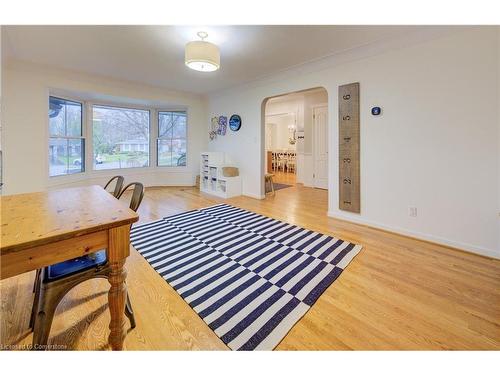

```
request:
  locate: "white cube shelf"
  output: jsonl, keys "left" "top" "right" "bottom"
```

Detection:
{"left": 200, "top": 152, "right": 241, "bottom": 199}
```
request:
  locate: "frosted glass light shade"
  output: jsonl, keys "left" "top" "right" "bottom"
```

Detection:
{"left": 185, "top": 41, "right": 220, "bottom": 72}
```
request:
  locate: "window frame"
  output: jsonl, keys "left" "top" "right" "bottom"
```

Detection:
{"left": 48, "top": 95, "right": 85, "bottom": 178}
{"left": 156, "top": 110, "right": 188, "bottom": 168}
{"left": 90, "top": 102, "right": 152, "bottom": 172}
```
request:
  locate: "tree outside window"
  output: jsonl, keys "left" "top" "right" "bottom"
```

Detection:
{"left": 158, "top": 111, "right": 187, "bottom": 167}
{"left": 92, "top": 105, "right": 150, "bottom": 170}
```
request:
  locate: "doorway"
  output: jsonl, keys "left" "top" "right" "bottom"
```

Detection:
{"left": 265, "top": 112, "right": 297, "bottom": 185}
{"left": 262, "top": 87, "right": 329, "bottom": 194}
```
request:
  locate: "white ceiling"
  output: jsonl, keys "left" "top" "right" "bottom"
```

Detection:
{"left": 3, "top": 25, "right": 428, "bottom": 95}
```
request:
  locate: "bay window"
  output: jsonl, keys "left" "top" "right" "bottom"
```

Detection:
{"left": 48, "top": 96, "right": 187, "bottom": 177}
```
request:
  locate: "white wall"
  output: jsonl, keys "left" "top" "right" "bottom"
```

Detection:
{"left": 266, "top": 115, "right": 296, "bottom": 151}
{"left": 0, "top": 27, "right": 3, "bottom": 191}
{"left": 1, "top": 60, "right": 207, "bottom": 195}
{"left": 208, "top": 27, "right": 500, "bottom": 258}
{"left": 497, "top": 27, "right": 500, "bottom": 255}
{"left": 265, "top": 123, "right": 277, "bottom": 150}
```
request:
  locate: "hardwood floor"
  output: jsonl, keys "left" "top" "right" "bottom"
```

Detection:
{"left": 272, "top": 170, "right": 297, "bottom": 185}
{"left": 1, "top": 185, "right": 499, "bottom": 350}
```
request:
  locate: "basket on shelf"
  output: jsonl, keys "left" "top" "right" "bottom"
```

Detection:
{"left": 222, "top": 167, "right": 239, "bottom": 177}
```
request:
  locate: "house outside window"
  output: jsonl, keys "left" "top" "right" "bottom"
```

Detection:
{"left": 92, "top": 105, "right": 150, "bottom": 170}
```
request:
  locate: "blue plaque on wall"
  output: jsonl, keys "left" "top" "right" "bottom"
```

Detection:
{"left": 229, "top": 114, "right": 242, "bottom": 131}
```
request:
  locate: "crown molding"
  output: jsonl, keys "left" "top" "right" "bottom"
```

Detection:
{"left": 207, "top": 26, "right": 472, "bottom": 99}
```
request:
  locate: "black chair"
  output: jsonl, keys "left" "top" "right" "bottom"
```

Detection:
{"left": 117, "top": 182, "right": 144, "bottom": 211}
{"left": 104, "top": 176, "right": 125, "bottom": 198}
{"left": 29, "top": 175, "right": 125, "bottom": 294}
{"left": 30, "top": 182, "right": 145, "bottom": 348}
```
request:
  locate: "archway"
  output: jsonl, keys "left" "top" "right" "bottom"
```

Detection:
{"left": 260, "top": 87, "right": 329, "bottom": 199}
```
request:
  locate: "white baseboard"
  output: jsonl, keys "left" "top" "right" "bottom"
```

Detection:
{"left": 327, "top": 211, "right": 499, "bottom": 260}
{"left": 148, "top": 183, "right": 195, "bottom": 187}
{"left": 243, "top": 192, "right": 266, "bottom": 200}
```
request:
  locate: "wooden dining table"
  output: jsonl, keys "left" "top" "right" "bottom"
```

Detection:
{"left": 0, "top": 185, "right": 139, "bottom": 350}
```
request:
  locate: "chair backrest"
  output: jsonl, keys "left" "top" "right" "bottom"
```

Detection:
{"left": 104, "top": 176, "right": 124, "bottom": 198}
{"left": 117, "top": 182, "right": 145, "bottom": 212}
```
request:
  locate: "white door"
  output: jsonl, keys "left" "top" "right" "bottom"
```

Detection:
{"left": 313, "top": 106, "right": 328, "bottom": 189}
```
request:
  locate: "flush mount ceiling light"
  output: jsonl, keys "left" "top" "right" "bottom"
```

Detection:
{"left": 185, "top": 31, "right": 220, "bottom": 72}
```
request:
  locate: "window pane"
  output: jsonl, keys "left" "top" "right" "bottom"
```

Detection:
{"left": 158, "top": 111, "right": 187, "bottom": 167}
{"left": 173, "top": 115, "right": 187, "bottom": 139}
{"left": 49, "top": 138, "right": 67, "bottom": 176}
{"left": 49, "top": 96, "right": 82, "bottom": 137}
{"left": 158, "top": 111, "right": 173, "bottom": 138}
{"left": 157, "top": 139, "right": 173, "bottom": 167}
{"left": 172, "top": 139, "right": 187, "bottom": 166}
{"left": 49, "top": 97, "right": 66, "bottom": 136}
{"left": 68, "top": 139, "right": 85, "bottom": 174}
{"left": 93, "top": 105, "right": 150, "bottom": 170}
{"left": 48, "top": 97, "right": 84, "bottom": 177}
{"left": 66, "top": 101, "right": 83, "bottom": 137}
{"left": 49, "top": 138, "right": 84, "bottom": 176}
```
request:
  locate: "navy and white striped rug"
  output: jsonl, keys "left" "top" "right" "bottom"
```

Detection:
{"left": 130, "top": 204, "right": 362, "bottom": 350}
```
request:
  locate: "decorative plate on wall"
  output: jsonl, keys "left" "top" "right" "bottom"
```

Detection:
{"left": 229, "top": 114, "right": 242, "bottom": 131}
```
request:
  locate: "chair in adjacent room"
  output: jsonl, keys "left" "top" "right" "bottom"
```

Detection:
{"left": 276, "top": 151, "right": 287, "bottom": 172}
{"left": 265, "top": 173, "right": 275, "bottom": 195}
{"left": 271, "top": 151, "right": 278, "bottom": 171}
{"left": 30, "top": 182, "right": 145, "bottom": 348}
{"left": 287, "top": 152, "right": 296, "bottom": 173}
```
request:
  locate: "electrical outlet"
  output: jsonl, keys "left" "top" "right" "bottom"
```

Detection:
{"left": 408, "top": 207, "right": 417, "bottom": 217}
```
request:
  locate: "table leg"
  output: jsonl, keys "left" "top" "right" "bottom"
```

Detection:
{"left": 107, "top": 225, "right": 131, "bottom": 350}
